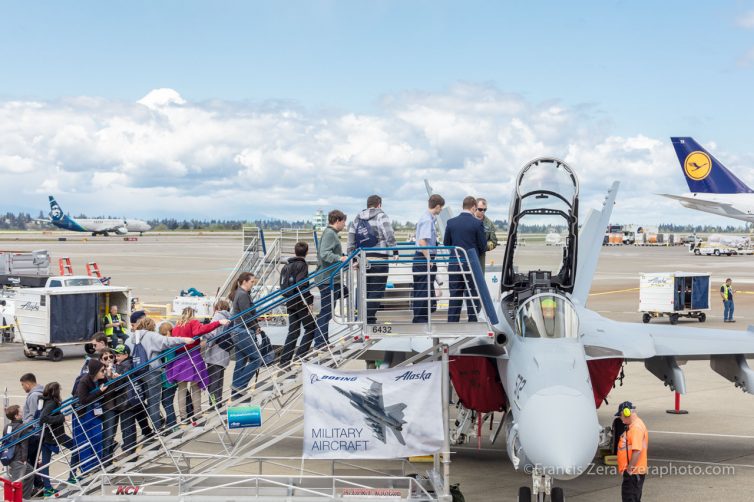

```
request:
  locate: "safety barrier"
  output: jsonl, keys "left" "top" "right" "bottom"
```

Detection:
{"left": 331, "top": 245, "right": 498, "bottom": 337}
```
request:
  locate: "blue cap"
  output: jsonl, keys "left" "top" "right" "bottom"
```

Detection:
{"left": 129, "top": 310, "right": 146, "bottom": 324}
{"left": 615, "top": 401, "right": 636, "bottom": 417}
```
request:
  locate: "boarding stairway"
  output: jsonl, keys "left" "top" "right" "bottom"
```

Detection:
{"left": 1, "top": 245, "right": 497, "bottom": 501}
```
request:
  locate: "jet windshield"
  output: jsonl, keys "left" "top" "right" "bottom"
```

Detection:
{"left": 516, "top": 294, "right": 579, "bottom": 339}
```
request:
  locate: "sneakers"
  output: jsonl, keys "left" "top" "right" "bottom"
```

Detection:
{"left": 43, "top": 487, "right": 59, "bottom": 498}
{"left": 65, "top": 475, "right": 78, "bottom": 485}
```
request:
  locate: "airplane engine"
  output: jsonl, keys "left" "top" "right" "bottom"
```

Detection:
{"left": 115, "top": 226, "right": 128, "bottom": 235}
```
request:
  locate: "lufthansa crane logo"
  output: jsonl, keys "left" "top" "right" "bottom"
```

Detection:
{"left": 684, "top": 151, "right": 712, "bottom": 181}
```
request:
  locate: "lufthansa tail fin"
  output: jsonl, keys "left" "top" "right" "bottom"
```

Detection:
{"left": 48, "top": 196, "right": 65, "bottom": 221}
{"left": 671, "top": 137, "right": 752, "bottom": 194}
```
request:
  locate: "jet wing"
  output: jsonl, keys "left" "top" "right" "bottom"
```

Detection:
{"left": 580, "top": 308, "right": 754, "bottom": 360}
{"left": 658, "top": 194, "right": 746, "bottom": 217}
{"left": 366, "top": 379, "right": 385, "bottom": 410}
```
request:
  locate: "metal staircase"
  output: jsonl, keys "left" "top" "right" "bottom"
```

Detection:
{"left": 1, "top": 245, "right": 498, "bottom": 501}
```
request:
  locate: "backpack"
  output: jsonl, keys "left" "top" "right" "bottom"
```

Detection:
{"left": 280, "top": 260, "right": 308, "bottom": 298}
{"left": 211, "top": 324, "right": 235, "bottom": 352}
{"left": 130, "top": 331, "right": 150, "bottom": 377}
{"left": 257, "top": 330, "right": 275, "bottom": 365}
{"left": 0, "top": 425, "right": 15, "bottom": 466}
{"left": 279, "top": 262, "right": 299, "bottom": 297}
{"left": 354, "top": 217, "right": 379, "bottom": 249}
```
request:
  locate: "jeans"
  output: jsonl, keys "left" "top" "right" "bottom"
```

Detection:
{"left": 411, "top": 254, "right": 437, "bottom": 323}
{"left": 723, "top": 300, "right": 734, "bottom": 321}
{"left": 365, "top": 260, "right": 389, "bottom": 324}
{"left": 140, "top": 370, "right": 164, "bottom": 431}
{"left": 119, "top": 408, "right": 137, "bottom": 453}
{"left": 231, "top": 326, "right": 262, "bottom": 398}
{"left": 206, "top": 364, "right": 225, "bottom": 406}
{"left": 161, "top": 384, "right": 177, "bottom": 428}
{"left": 280, "top": 299, "right": 316, "bottom": 366}
{"left": 315, "top": 284, "right": 346, "bottom": 347}
{"left": 448, "top": 261, "right": 479, "bottom": 323}
{"left": 72, "top": 410, "right": 102, "bottom": 473}
{"left": 101, "top": 410, "right": 118, "bottom": 463}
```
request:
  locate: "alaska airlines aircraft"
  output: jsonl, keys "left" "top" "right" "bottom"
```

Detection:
{"left": 660, "top": 137, "right": 754, "bottom": 223}
{"left": 45, "top": 196, "right": 152, "bottom": 236}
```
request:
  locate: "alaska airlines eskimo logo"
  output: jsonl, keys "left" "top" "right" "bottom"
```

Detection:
{"left": 50, "top": 204, "right": 62, "bottom": 220}
{"left": 684, "top": 151, "right": 712, "bottom": 181}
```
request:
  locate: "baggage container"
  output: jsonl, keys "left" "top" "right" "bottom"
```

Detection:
{"left": 639, "top": 272, "right": 710, "bottom": 324}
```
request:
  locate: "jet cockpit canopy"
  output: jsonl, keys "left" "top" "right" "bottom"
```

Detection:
{"left": 515, "top": 294, "right": 579, "bottom": 339}
{"left": 501, "top": 158, "right": 579, "bottom": 293}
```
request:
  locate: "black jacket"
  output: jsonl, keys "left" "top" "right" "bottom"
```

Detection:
{"left": 284, "top": 256, "right": 313, "bottom": 305}
{"left": 38, "top": 398, "right": 66, "bottom": 445}
{"left": 74, "top": 375, "right": 104, "bottom": 416}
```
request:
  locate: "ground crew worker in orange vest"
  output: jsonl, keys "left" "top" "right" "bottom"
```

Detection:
{"left": 616, "top": 400, "right": 648, "bottom": 502}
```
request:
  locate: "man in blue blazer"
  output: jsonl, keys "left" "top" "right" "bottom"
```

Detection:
{"left": 443, "top": 196, "right": 487, "bottom": 322}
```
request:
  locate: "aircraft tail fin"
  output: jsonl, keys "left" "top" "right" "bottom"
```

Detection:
{"left": 48, "top": 196, "right": 65, "bottom": 221}
{"left": 670, "top": 137, "right": 752, "bottom": 194}
{"left": 572, "top": 182, "right": 620, "bottom": 306}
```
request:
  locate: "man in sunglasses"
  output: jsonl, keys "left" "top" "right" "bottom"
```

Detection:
{"left": 474, "top": 198, "right": 498, "bottom": 273}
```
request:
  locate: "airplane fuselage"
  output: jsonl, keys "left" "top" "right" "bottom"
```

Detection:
{"left": 498, "top": 330, "right": 600, "bottom": 480}
{"left": 346, "top": 392, "right": 403, "bottom": 430}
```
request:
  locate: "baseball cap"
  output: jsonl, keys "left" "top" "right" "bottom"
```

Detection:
{"left": 114, "top": 344, "right": 130, "bottom": 355}
{"left": 130, "top": 310, "right": 146, "bottom": 324}
{"left": 615, "top": 401, "right": 636, "bottom": 416}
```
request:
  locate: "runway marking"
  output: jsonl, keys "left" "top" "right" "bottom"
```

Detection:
{"left": 589, "top": 287, "right": 640, "bottom": 297}
{"left": 651, "top": 430, "right": 754, "bottom": 440}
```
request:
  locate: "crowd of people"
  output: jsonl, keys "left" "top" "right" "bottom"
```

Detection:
{"left": 0, "top": 193, "right": 498, "bottom": 497}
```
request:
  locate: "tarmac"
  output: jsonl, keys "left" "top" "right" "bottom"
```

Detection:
{"left": 1, "top": 231, "right": 754, "bottom": 500}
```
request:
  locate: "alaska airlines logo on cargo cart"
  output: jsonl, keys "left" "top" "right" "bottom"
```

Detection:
{"left": 684, "top": 151, "right": 712, "bottom": 181}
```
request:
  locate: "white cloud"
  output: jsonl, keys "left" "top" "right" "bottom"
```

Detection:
{"left": 0, "top": 85, "right": 746, "bottom": 225}
{"left": 737, "top": 9, "right": 754, "bottom": 29}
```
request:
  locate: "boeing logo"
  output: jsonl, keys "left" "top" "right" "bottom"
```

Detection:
{"left": 394, "top": 370, "right": 433, "bottom": 382}
{"left": 310, "top": 374, "right": 358, "bottom": 384}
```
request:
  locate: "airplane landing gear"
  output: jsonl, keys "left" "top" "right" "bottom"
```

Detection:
{"left": 519, "top": 468, "right": 564, "bottom": 501}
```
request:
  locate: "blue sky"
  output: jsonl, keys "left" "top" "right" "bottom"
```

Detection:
{"left": 1, "top": 1, "right": 754, "bottom": 223}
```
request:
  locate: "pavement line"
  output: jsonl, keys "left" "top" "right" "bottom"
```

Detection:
{"left": 651, "top": 430, "right": 754, "bottom": 440}
{"left": 589, "top": 287, "right": 640, "bottom": 297}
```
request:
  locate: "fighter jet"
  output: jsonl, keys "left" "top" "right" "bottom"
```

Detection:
{"left": 331, "top": 380, "right": 407, "bottom": 445}
{"left": 476, "top": 158, "right": 754, "bottom": 501}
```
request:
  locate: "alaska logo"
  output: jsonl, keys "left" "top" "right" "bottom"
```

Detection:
{"left": 50, "top": 203, "right": 63, "bottom": 220}
{"left": 684, "top": 151, "right": 712, "bottom": 181}
{"left": 394, "top": 369, "right": 432, "bottom": 381}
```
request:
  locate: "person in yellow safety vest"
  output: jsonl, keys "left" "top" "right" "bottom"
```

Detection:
{"left": 720, "top": 277, "right": 735, "bottom": 323}
{"left": 103, "top": 305, "right": 128, "bottom": 347}
{"left": 616, "top": 401, "right": 648, "bottom": 502}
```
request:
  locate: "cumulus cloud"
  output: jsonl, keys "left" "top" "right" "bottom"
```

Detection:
{"left": 0, "top": 84, "right": 741, "bottom": 224}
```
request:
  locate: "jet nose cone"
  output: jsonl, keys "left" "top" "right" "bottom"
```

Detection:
{"left": 517, "top": 386, "right": 599, "bottom": 479}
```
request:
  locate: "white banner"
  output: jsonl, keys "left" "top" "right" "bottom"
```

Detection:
{"left": 303, "top": 361, "right": 444, "bottom": 459}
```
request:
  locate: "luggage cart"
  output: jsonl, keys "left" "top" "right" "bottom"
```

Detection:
{"left": 639, "top": 272, "right": 711, "bottom": 325}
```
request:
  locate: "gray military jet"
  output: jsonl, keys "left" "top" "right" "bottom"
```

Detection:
{"left": 332, "top": 380, "right": 407, "bottom": 445}
{"left": 481, "top": 158, "right": 754, "bottom": 501}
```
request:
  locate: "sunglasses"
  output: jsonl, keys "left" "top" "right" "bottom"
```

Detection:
{"left": 101, "top": 355, "right": 113, "bottom": 360}
{"left": 476, "top": 207, "right": 487, "bottom": 212}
